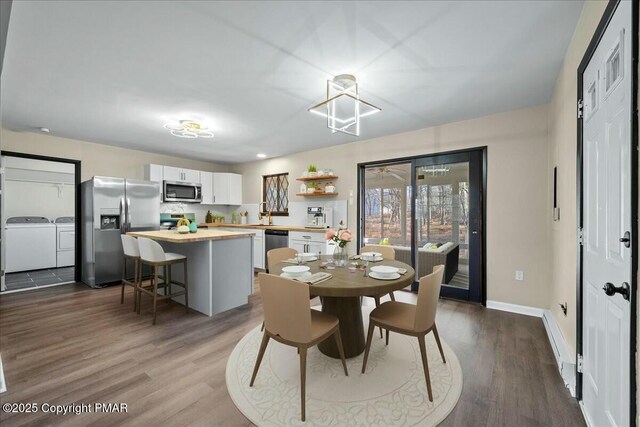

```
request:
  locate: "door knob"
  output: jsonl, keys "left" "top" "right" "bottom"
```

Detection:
{"left": 602, "top": 282, "right": 630, "bottom": 301}
{"left": 472, "top": 231, "right": 478, "bottom": 235}
{"left": 619, "top": 231, "right": 631, "bottom": 248}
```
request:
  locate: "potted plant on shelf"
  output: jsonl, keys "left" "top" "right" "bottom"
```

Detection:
{"left": 326, "top": 227, "right": 352, "bottom": 267}
{"left": 306, "top": 183, "right": 315, "bottom": 194}
{"left": 307, "top": 164, "right": 318, "bottom": 178}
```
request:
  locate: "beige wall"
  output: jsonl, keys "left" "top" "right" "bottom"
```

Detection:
{"left": 0, "top": 128, "right": 231, "bottom": 181}
{"left": 233, "top": 104, "right": 551, "bottom": 308}
{"left": 547, "top": 0, "right": 607, "bottom": 358}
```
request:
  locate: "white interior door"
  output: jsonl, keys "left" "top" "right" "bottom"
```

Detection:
{"left": 581, "top": 2, "right": 632, "bottom": 426}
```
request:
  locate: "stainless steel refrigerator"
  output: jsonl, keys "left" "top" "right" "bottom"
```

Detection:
{"left": 81, "top": 177, "right": 159, "bottom": 288}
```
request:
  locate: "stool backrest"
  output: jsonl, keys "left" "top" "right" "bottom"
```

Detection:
{"left": 121, "top": 235, "right": 140, "bottom": 257}
{"left": 137, "top": 237, "right": 166, "bottom": 262}
{"left": 414, "top": 265, "right": 445, "bottom": 332}
{"left": 258, "top": 273, "right": 312, "bottom": 342}
{"left": 361, "top": 245, "right": 395, "bottom": 260}
{"left": 267, "top": 247, "right": 298, "bottom": 271}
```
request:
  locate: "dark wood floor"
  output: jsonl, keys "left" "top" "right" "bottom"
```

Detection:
{"left": 0, "top": 280, "right": 585, "bottom": 427}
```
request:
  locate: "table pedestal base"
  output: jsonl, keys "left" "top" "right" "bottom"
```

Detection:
{"left": 317, "top": 296, "right": 365, "bottom": 358}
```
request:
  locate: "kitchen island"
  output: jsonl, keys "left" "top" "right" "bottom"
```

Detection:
{"left": 127, "top": 229, "right": 254, "bottom": 317}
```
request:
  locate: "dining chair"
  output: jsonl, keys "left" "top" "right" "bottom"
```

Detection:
{"left": 120, "top": 235, "right": 141, "bottom": 310}
{"left": 361, "top": 265, "right": 446, "bottom": 402}
{"left": 361, "top": 245, "right": 397, "bottom": 337}
{"left": 267, "top": 247, "right": 298, "bottom": 272}
{"left": 137, "top": 237, "right": 189, "bottom": 325}
{"left": 250, "top": 273, "right": 348, "bottom": 422}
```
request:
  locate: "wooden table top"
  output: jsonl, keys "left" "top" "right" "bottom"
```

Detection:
{"left": 271, "top": 258, "right": 415, "bottom": 297}
{"left": 127, "top": 229, "right": 255, "bottom": 243}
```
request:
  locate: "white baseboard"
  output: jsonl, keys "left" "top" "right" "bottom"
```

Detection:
{"left": 0, "top": 353, "right": 6, "bottom": 394}
{"left": 542, "top": 309, "right": 576, "bottom": 396}
{"left": 486, "top": 300, "right": 544, "bottom": 317}
{"left": 485, "top": 301, "right": 576, "bottom": 397}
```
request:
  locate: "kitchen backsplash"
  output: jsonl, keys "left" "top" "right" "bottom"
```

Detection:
{"left": 161, "top": 199, "right": 348, "bottom": 229}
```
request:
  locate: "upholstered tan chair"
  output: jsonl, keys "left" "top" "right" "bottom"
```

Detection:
{"left": 250, "top": 273, "right": 348, "bottom": 422}
{"left": 267, "top": 247, "right": 298, "bottom": 272}
{"left": 361, "top": 265, "right": 446, "bottom": 402}
{"left": 361, "top": 245, "right": 397, "bottom": 337}
{"left": 120, "top": 235, "right": 141, "bottom": 310}
{"left": 137, "top": 237, "right": 189, "bottom": 325}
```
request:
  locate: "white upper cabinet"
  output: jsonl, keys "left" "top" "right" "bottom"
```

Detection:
{"left": 201, "top": 171, "right": 214, "bottom": 205}
{"left": 144, "top": 164, "right": 164, "bottom": 197}
{"left": 212, "top": 173, "right": 242, "bottom": 205}
{"left": 229, "top": 173, "right": 243, "bottom": 205}
{"left": 163, "top": 166, "right": 200, "bottom": 183}
{"left": 212, "top": 173, "right": 230, "bottom": 205}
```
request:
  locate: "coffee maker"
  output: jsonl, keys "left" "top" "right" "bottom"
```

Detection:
{"left": 306, "top": 206, "right": 333, "bottom": 229}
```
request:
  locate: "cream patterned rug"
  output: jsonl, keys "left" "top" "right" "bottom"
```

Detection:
{"left": 226, "top": 307, "right": 463, "bottom": 426}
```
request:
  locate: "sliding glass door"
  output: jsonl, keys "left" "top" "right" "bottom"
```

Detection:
{"left": 359, "top": 149, "right": 485, "bottom": 302}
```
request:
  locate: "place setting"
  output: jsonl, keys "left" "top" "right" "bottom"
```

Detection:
{"left": 280, "top": 265, "right": 332, "bottom": 285}
{"left": 282, "top": 252, "right": 319, "bottom": 264}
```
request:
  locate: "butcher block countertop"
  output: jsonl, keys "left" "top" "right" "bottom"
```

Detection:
{"left": 128, "top": 229, "right": 255, "bottom": 243}
{"left": 198, "top": 223, "right": 328, "bottom": 233}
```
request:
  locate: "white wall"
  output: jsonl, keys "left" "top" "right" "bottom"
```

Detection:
{"left": 233, "top": 104, "right": 551, "bottom": 309}
{"left": 0, "top": 129, "right": 231, "bottom": 182}
{"left": 3, "top": 156, "right": 75, "bottom": 220}
{"left": 547, "top": 0, "right": 607, "bottom": 359}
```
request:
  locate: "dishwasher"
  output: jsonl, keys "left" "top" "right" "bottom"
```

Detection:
{"left": 264, "top": 229, "right": 289, "bottom": 272}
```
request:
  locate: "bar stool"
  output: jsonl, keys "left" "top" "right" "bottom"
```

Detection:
{"left": 120, "top": 235, "right": 142, "bottom": 311}
{"left": 136, "top": 237, "right": 189, "bottom": 325}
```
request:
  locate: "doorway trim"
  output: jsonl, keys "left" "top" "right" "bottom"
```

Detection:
{"left": 356, "top": 146, "right": 487, "bottom": 306}
{"left": 575, "top": 0, "right": 638, "bottom": 424}
{"left": 1, "top": 151, "right": 82, "bottom": 284}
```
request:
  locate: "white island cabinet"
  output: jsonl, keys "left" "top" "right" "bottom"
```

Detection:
{"left": 128, "top": 229, "right": 254, "bottom": 316}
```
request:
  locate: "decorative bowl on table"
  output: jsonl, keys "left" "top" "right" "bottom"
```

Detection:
{"left": 282, "top": 265, "right": 310, "bottom": 278}
{"left": 370, "top": 265, "right": 399, "bottom": 279}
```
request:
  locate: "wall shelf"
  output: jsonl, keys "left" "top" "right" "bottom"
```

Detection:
{"left": 296, "top": 192, "right": 339, "bottom": 197}
{"left": 296, "top": 175, "right": 338, "bottom": 182}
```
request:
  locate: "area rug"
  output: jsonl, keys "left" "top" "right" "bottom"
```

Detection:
{"left": 226, "top": 307, "right": 463, "bottom": 426}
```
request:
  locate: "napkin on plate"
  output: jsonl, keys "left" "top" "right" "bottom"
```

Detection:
{"left": 294, "top": 272, "right": 332, "bottom": 285}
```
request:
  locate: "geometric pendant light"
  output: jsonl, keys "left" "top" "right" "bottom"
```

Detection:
{"left": 308, "top": 74, "right": 381, "bottom": 136}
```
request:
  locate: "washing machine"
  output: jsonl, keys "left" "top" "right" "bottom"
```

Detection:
{"left": 5, "top": 216, "right": 57, "bottom": 273}
{"left": 55, "top": 216, "right": 75, "bottom": 268}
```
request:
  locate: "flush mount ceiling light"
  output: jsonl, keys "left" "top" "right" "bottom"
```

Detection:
{"left": 164, "top": 119, "right": 214, "bottom": 139}
{"left": 256, "top": 153, "right": 267, "bottom": 158}
{"left": 308, "top": 74, "right": 381, "bottom": 137}
{"left": 421, "top": 165, "right": 451, "bottom": 176}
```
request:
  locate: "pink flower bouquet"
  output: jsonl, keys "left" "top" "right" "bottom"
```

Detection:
{"left": 326, "top": 227, "right": 352, "bottom": 248}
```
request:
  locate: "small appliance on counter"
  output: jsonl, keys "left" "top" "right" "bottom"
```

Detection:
{"left": 306, "top": 206, "right": 333, "bottom": 229}
{"left": 160, "top": 212, "right": 196, "bottom": 230}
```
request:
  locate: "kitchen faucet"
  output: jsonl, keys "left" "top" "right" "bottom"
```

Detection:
{"left": 258, "top": 202, "right": 273, "bottom": 226}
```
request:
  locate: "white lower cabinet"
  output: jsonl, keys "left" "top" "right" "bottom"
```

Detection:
{"left": 288, "top": 231, "right": 334, "bottom": 256}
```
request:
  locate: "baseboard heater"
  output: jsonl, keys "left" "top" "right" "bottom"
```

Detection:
{"left": 542, "top": 310, "right": 576, "bottom": 396}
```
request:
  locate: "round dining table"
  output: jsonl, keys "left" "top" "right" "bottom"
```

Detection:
{"left": 272, "top": 258, "right": 415, "bottom": 359}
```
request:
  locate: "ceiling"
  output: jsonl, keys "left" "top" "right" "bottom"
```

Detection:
{"left": 1, "top": 1, "right": 583, "bottom": 164}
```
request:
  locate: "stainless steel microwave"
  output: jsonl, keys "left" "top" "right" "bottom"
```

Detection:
{"left": 163, "top": 181, "right": 202, "bottom": 203}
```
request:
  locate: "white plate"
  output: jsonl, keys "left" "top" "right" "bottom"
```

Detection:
{"left": 370, "top": 266, "right": 399, "bottom": 277}
{"left": 282, "top": 265, "right": 310, "bottom": 276}
{"left": 368, "top": 271, "right": 401, "bottom": 281}
{"left": 361, "top": 253, "right": 383, "bottom": 262}
{"left": 300, "top": 253, "right": 318, "bottom": 261}
{"left": 281, "top": 271, "right": 313, "bottom": 280}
